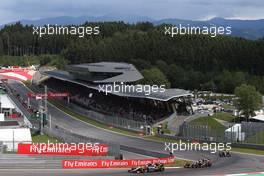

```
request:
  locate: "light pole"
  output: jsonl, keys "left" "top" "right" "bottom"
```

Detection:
{"left": 143, "top": 115, "right": 147, "bottom": 135}
{"left": 44, "top": 85, "right": 48, "bottom": 122}
{"left": 49, "top": 114, "right": 52, "bottom": 129}
{"left": 37, "top": 98, "right": 44, "bottom": 135}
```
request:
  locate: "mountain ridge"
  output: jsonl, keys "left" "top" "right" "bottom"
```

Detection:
{"left": 1, "top": 15, "right": 264, "bottom": 39}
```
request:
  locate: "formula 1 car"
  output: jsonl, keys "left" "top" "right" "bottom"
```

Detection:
{"left": 145, "top": 163, "right": 165, "bottom": 172}
{"left": 128, "top": 166, "right": 146, "bottom": 174}
{"left": 128, "top": 163, "right": 165, "bottom": 173}
{"left": 219, "top": 150, "right": 231, "bottom": 157}
{"left": 184, "top": 159, "right": 212, "bottom": 168}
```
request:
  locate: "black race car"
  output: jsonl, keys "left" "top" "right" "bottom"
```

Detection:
{"left": 184, "top": 159, "right": 212, "bottom": 168}
{"left": 128, "top": 166, "right": 146, "bottom": 174}
{"left": 128, "top": 163, "right": 165, "bottom": 173}
{"left": 219, "top": 150, "right": 231, "bottom": 157}
{"left": 145, "top": 163, "right": 165, "bottom": 172}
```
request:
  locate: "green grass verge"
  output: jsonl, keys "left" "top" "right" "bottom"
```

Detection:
{"left": 222, "top": 104, "right": 235, "bottom": 110}
{"left": 32, "top": 134, "right": 61, "bottom": 143}
{"left": 49, "top": 99, "right": 142, "bottom": 137}
{"left": 162, "top": 122, "right": 171, "bottom": 134}
{"left": 213, "top": 112, "right": 235, "bottom": 122}
{"left": 153, "top": 122, "right": 171, "bottom": 135}
{"left": 143, "top": 135, "right": 180, "bottom": 143}
{"left": 245, "top": 131, "right": 264, "bottom": 144}
{"left": 22, "top": 80, "right": 31, "bottom": 86}
{"left": 190, "top": 116, "right": 226, "bottom": 130}
{"left": 166, "top": 159, "right": 190, "bottom": 167}
{"left": 232, "top": 147, "right": 264, "bottom": 155}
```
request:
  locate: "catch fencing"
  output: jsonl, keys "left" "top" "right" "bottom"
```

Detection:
{"left": 62, "top": 100, "right": 145, "bottom": 132}
{"left": 179, "top": 122, "right": 264, "bottom": 145}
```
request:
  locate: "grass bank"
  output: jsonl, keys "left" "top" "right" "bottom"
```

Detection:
{"left": 32, "top": 134, "right": 61, "bottom": 143}
{"left": 213, "top": 112, "right": 235, "bottom": 122}
{"left": 245, "top": 131, "right": 264, "bottom": 145}
{"left": 190, "top": 116, "right": 226, "bottom": 130}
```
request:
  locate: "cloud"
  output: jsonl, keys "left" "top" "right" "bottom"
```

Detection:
{"left": 190, "top": 0, "right": 264, "bottom": 7}
{"left": 0, "top": 0, "right": 263, "bottom": 24}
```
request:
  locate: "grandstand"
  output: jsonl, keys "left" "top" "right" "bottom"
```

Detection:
{"left": 41, "top": 62, "right": 193, "bottom": 127}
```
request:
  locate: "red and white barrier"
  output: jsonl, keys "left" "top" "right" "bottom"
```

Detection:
{"left": 0, "top": 68, "right": 35, "bottom": 81}
{"left": 62, "top": 157, "right": 175, "bottom": 169}
{"left": 17, "top": 143, "right": 108, "bottom": 156}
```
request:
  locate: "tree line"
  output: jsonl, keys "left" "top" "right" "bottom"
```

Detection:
{"left": 0, "top": 22, "right": 264, "bottom": 94}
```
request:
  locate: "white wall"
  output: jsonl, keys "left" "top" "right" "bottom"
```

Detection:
{"left": 0, "top": 113, "right": 4, "bottom": 121}
{"left": 0, "top": 128, "right": 32, "bottom": 151}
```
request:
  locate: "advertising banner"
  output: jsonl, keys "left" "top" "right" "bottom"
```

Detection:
{"left": 62, "top": 157, "right": 175, "bottom": 169}
{"left": 17, "top": 143, "right": 108, "bottom": 156}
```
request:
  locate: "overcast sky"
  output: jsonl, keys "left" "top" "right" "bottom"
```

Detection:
{"left": 1, "top": 0, "right": 264, "bottom": 24}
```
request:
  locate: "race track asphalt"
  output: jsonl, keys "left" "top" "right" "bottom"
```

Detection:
{"left": 5, "top": 80, "right": 264, "bottom": 176}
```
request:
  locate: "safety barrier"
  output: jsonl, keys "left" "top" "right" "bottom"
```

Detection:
{"left": 62, "top": 157, "right": 175, "bottom": 168}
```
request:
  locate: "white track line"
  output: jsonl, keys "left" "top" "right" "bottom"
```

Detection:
{"left": 165, "top": 167, "right": 182, "bottom": 169}
{"left": 225, "top": 172, "right": 264, "bottom": 176}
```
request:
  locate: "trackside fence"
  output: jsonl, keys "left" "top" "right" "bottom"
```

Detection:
{"left": 179, "top": 122, "right": 264, "bottom": 145}
{"left": 63, "top": 101, "right": 145, "bottom": 132}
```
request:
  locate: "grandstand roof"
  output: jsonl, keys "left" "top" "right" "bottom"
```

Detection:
{"left": 66, "top": 62, "right": 143, "bottom": 83}
{"left": 43, "top": 70, "right": 192, "bottom": 101}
